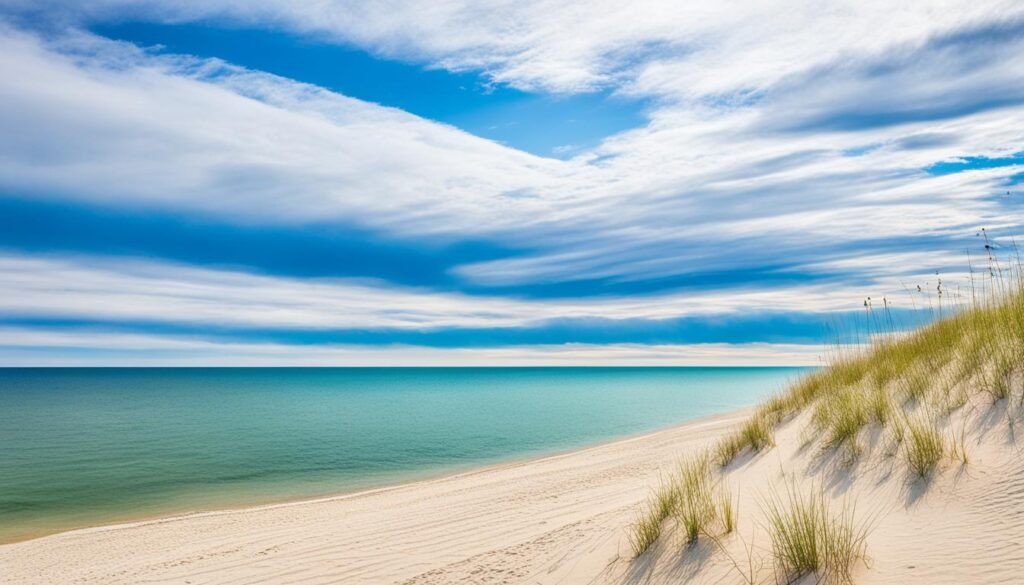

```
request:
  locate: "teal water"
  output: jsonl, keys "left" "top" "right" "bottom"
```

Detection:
{"left": 0, "top": 367, "right": 808, "bottom": 542}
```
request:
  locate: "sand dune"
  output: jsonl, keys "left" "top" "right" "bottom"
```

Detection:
{"left": 611, "top": 400, "right": 1024, "bottom": 585}
{"left": 2, "top": 395, "right": 1023, "bottom": 584}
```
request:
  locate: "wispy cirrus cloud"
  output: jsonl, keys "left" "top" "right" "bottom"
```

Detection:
{"left": 2, "top": 22, "right": 1021, "bottom": 285}
{"left": 0, "top": 250, "right": 960, "bottom": 361}
{"left": 0, "top": 25, "right": 565, "bottom": 232}
{"left": 1, "top": 2, "right": 1023, "bottom": 363}
{"left": 0, "top": 252, "right": 884, "bottom": 331}
{"left": 0, "top": 324, "right": 828, "bottom": 366}
{"left": 13, "top": 0, "right": 1021, "bottom": 96}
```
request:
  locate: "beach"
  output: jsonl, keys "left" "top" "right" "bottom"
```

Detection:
{"left": 0, "top": 367, "right": 804, "bottom": 544}
{"left": 3, "top": 399, "right": 1022, "bottom": 584}
{"left": 0, "top": 410, "right": 744, "bottom": 584}
{"left": 4, "top": 2, "right": 1023, "bottom": 583}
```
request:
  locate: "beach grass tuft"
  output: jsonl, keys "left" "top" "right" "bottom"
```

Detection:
{"left": 740, "top": 413, "right": 776, "bottom": 452}
{"left": 628, "top": 498, "right": 666, "bottom": 557}
{"left": 812, "top": 386, "right": 869, "bottom": 457}
{"left": 629, "top": 450, "right": 739, "bottom": 554}
{"left": 715, "top": 432, "right": 746, "bottom": 468}
{"left": 763, "top": 483, "right": 868, "bottom": 584}
{"left": 628, "top": 477, "right": 680, "bottom": 556}
{"left": 867, "top": 385, "right": 892, "bottom": 426}
{"left": 903, "top": 415, "right": 945, "bottom": 478}
{"left": 717, "top": 486, "right": 737, "bottom": 534}
{"left": 714, "top": 410, "right": 776, "bottom": 468}
{"left": 675, "top": 454, "right": 717, "bottom": 544}
{"left": 949, "top": 424, "right": 970, "bottom": 466}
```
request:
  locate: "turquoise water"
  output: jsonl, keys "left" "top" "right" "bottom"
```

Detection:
{"left": 0, "top": 367, "right": 808, "bottom": 542}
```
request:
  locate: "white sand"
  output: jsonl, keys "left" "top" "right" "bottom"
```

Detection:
{"left": 1, "top": 404, "right": 1022, "bottom": 584}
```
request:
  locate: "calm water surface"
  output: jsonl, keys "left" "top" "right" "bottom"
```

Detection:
{"left": 0, "top": 367, "right": 809, "bottom": 542}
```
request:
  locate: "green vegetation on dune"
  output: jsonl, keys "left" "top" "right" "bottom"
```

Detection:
{"left": 629, "top": 247, "right": 1024, "bottom": 582}
{"left": 715, "top": 281, "right": 1024, "bottom": 472}
{"left": 763, "top": 483, "right": 868, "bottom": 585}
{"left": 628, "top": 453, "right": 736, "bottom": 556}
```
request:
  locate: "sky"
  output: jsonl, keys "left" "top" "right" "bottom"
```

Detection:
{"left": 1, "top": 1, "right": 1023, "bottom": 366}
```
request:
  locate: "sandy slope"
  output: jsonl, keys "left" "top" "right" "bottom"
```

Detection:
{"left": 608, "top": 401, "right": 1024, "bottom": 585}
{"left": 1, "top": 404, "right": 1022, "bottom": 584}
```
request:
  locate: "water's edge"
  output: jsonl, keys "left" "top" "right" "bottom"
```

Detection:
{"left": 0, "top": 367, "right": 810, "bottom": 543}
{"left": 1, "top": 406, "right": 752, "bottom": 546}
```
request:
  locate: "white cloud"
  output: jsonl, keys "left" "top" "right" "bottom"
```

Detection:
{"left": 4, "top": 21, "right": 1021, "bottom": 292}
{"left": 0, "top": 25, "right": 566, "bottom": 235}
{"left": 1, "top": 4, "right": 1023, "bottom": 361}
{"left": 0, "top": 325, "right": 828, "bottom": 366}
{"left": 18, "top": 1, "right": 1023, "bottom": 97}
{"left": 0, "top": 252, "right": 973, "bottom": 332}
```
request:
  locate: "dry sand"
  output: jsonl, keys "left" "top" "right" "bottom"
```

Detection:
{"left": 1, "top": 404, "right": 1022, "bottom": 584}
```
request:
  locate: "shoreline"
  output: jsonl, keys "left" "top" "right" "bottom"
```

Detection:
{"left": 0, "top": 407, "right": 752, "bottom": 548}
{"left": 5, "top": 389, "right": 1022, "bottom": 585}
{"left": 0, "top": 407, "right": 750, "bottom": 584}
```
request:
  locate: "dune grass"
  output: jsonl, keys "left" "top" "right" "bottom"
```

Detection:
{"left": 740, "top": 276, "right": 1024, "bottom": 472}
{"left": 981, "top": 352, "right": 1014, "bottom": 402}
{"left": 717, "top": 486, "right": 737, "bottom": 534}
{"left": 740, "top": 413, "right": 776, "bottom": 451}
{"left": 762, "top": 483, "right": 868, "bottom": 584}
{"left": 715, "top": 432, "right": 746, "bottom": 468}
{"left": 866, "top": 384, "right": 892, "bottom": 425}
{"left": 811, "top": 385, "right": 869, "bottom": 456}
{"left": 903, "top": 416, "right": 945, "bottom": 478}
{"left": 675, "top": 455, "right": 717, "bottom": 544}
{"left": 630, "top": 243, "right": 1024, "bottom": 567}
{"left": 949, "top": 423, "right": 970, "bottom": 466}
{"left": 714, "top": 410, "right": 777, "bottom": 467}
{"left": 629, "top": 452, "right": 737, "bottom": 555}
{"left": 628, "top": 477, "right": 680, "bottom": 556}
{"left": 628, "top": 500, "right": 665, "bottom": 557}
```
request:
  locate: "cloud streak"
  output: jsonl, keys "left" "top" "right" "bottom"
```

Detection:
{"left": 1, "top": 3, "right": 1023, "bottom": 363}
{"left": 0, "top": 324, "right": 828, "bottom": 366}
{"left": 0, "top": 252, "right": 894, "bottom": 331}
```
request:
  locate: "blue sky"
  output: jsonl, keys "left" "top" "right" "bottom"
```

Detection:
{"left": 88, "top": 22, "right": 651, "bottom": 158}
{"left": 1, "top": 1, "right": 1023, "bottom": 365}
